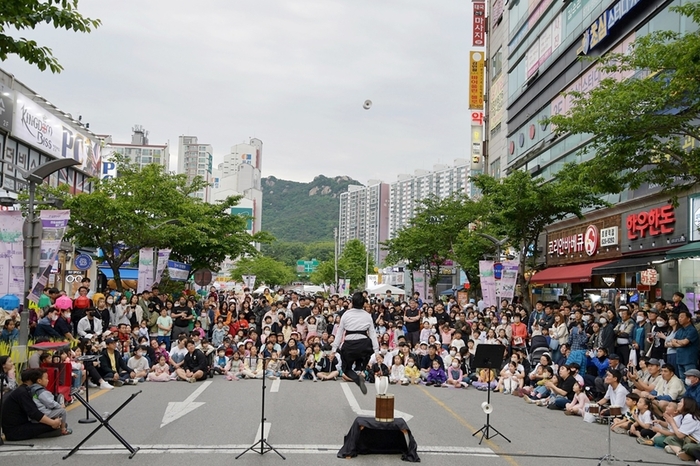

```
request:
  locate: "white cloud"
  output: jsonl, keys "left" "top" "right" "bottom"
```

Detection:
{"left": 2, "top": 0, "right": 472, "bottom": 183}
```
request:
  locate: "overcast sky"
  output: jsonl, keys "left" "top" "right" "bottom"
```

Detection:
{"left": 3, "top": 1, "right": 472, "bottom": 184}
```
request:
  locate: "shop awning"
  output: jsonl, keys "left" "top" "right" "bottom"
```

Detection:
{"left": 97, "top": 267, "right": 139, "bottom": 280}
{"left": 666, "top": 242, "right": 700, "bottom": 260}
{"left": 591, "top": 254, "right": 667, "bottom": 275}
{"left": 531, "top": 260, "right": 617, "bottom": 285}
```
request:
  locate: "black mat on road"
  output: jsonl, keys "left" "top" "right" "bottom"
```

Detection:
{"left": 337, "top": 416, "right": 420, "bottom": 462}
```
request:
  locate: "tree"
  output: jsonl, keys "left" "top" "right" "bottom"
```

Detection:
{"left": 549, "top": 3, "right": 700, "bottom": 197}
{"left": 261, "top": 240, "right": 334, "bottom": 267}
{"left": 230, "top": 256, "right": 296, "bottom": 288}
{"left": 384, "top": 194, "right": 478, "bottom": 300}
{"left": 45, "top": 155, "right": 266, "bottom": 291}
{"left": 0, "top": 0, "right": 100, "bottom": 73}
{"left": 311, "top": 239, "right": 374, "bottom": 291}
{"left": 471, "top": 170, "right": 605, "bottom": 309}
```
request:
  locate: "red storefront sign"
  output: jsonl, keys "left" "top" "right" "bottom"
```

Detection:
{"left": 626, "top": 204, "right": 675, "bottom": 240}
{"left": 473, "top": 2, "right": 486, "bottom": 47}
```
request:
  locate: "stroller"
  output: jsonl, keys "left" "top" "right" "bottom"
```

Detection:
{"left": 529, "top": 335, "right": 550, "bottom": 366}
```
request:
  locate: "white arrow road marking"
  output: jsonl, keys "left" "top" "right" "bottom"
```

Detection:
{"left": 160, "top": 381, "right": 212, "bottom": 428}
{"left": 270, "top": 378, "right": 281, "bottom": 392}
{"left": 340, "top": 382, "right": 413, "bottom": 421}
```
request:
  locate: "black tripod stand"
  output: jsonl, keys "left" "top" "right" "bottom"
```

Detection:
{"left": 77, "top": 355, "right": 98, "bottom": 424}
{"left": 0, "top": 368, "right": 34, "bottom": 448}
{"left": 471, "top": 344, "right": 511, "bottom": 444}
{"left": 236, "top": 357, "right": 285, "bottom": 460}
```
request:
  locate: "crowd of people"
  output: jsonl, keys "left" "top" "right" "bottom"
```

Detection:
{"left": 2, "top": 279, "right": 700, "bottom": 461}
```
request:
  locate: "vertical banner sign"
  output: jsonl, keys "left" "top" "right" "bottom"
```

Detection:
{"left": 138, "top": 248, "right": 154, "bottom": 293}
{"left": 0, "top": 211, "right": 25, "bottom": 300}
{"left": 242, "top": 275, "right": 256, "bottom": 290}
{"left": 155, "top": 249, "right": 171, "bottom": 284}
{"left": 473, "top": 2, "right": 486, "bottom": 46}
{"left": 469, "top": 52, "right": 485, "bottom": 109}
{"left": 479, "top": 260, "right": 497, "bottom": 308}
{"left": 497, "top": 260, "right": 520, "bottom": 304}
{"left": 28, "top": 210, "right": 71, "bottom": 303}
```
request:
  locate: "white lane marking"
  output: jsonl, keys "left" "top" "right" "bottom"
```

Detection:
{"left": 160, "top": 381, "right": 212, "bottom": 428}
{"left": 340, "top": 382, "right": 413, "bottom": 421}
{"left": 270, "top": 378, "right": 281, "bottom": 392}
{"left": 253, "top": 422, "right": 272, "bottom": 443}
{"left": 0, "top": 444, "right": 497, "bottom": 457}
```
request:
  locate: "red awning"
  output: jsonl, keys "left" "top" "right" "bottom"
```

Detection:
{"left": 531, "top": 260, "right": 617, "bottom": 285}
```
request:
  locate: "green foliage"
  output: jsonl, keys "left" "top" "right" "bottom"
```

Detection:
{"left": 384, "top": 194, "right": 479, "bottom": 298}
{"left": 230, "top": 255, "right": 296, "bottom": 287}
{"left": 472, "top": 171, "right": 605, "bottom": 307}
{"left": 41, "top": 154, "right": 265, "bottom": 291}
{"left": 311, "top": 239, "right": 374, "bottom": 291}
{"left": 261, "top": 175, "right": 361, "bottom": 243}
{"left": 0, "top": 0, "right": 100, "bottom": 73}
{"left": 261, "top": 240, "right": 335, "bottom": 267}
{"left": 548, "top": 3, "right": 700, "bottom": 197}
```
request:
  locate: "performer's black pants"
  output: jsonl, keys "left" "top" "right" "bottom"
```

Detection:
{"left": 340, "top": 338, "right": 373, "bottom": 383}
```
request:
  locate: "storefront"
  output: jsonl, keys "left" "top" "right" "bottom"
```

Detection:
{"left": 532, "top": 214, "right": 623, "bottom": 302}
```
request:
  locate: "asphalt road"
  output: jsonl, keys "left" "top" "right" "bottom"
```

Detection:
{"left": 0, "top": 377, "right": 686, "bottom": 466}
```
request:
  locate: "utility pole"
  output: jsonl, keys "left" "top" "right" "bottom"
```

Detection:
{"left": 334, "top": 227, "right": 338, "bottom": 290}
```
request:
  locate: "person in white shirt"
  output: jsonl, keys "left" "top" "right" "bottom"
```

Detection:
{"left": 331, "top": 292, "right": 379, "bottom": 395}
{"left": 662, "top": 396, "right": 700, "bottom": 460}
{"left": 596, "top": 368, "right": 630, "bottom": 415}
{"left": 126, "top": 346, "right": 150, "bottom": 383}
{"left": 76, "top": 309, "right": 103, "bottom": 338}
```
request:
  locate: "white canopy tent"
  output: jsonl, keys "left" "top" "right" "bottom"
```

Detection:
{"left": 366, "top": 284, "right": 407, "bottom": 296}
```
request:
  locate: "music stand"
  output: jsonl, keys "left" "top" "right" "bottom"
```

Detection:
{"left": 471, "top": 344, "right": 510, "bottom": 444}
{"left": 76, "top": 355, "right": 97, "bottom": 424}
{"left": 236, "top": 357, "right": 285, "bottom": 460}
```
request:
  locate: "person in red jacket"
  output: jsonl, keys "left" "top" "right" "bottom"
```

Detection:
{"left": 511, "top": 313, "right": 528, "bottom": 352}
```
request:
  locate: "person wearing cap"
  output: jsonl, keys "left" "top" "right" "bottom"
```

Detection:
{"left": 614, "top": 306, "right": 635, "bottom": 365}
{"left": 631, "top": 358, "right": 662, "bottom": 396}
{"left": 331, "top": 292, "right": 379, "bottom": 395}
{"left": 683, "top": 369, "right": 700, "bottom": 405}
{"left": 98, "top": 338, "right": 134, "bottom": 387}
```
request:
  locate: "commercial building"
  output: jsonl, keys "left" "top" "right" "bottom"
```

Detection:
{"left": 487, "top": 0, "right": 699, "bottom": 308}
{"left": 177, "top": 135, "right": 213, "bottom": 202}
{"left": 100, "top": 125, "right": 169, "bottom": 178}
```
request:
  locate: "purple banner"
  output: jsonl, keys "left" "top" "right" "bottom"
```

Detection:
{"left": 479, "top": 261, "right": 497, "bottom": 308}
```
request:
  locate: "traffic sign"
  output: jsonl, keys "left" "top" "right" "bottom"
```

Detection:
{"left": 74, "top": 253, "right": 93, "bottom": 271}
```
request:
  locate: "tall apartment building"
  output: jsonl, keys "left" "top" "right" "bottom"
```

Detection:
{"left": 177, "top": 135, "right": 213, "bottom": 201}
{"left": 338, "top": 160, "right": 469, "bottom": 264}
{"left": 388, "top": 160, "right": 469, "bottom": 238}
{"left": 101, "top": 126, "right": 169, "bottom": 177}
{"left": 338, "top": 181, "right": 390, "bottom": 265}
{"left": 211, "top": 138, "right": 263, "bottom": 235}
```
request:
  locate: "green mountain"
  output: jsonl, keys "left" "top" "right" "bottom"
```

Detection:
{"left": 261, "top": 175, "right": 362, "bottom": 243}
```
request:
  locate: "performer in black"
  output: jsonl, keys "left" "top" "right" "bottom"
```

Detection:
{"left": 331, "top": 292, "right": 379, "bottom": 394}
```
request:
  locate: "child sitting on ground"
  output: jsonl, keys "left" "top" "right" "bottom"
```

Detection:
{"left": 629, "top": 396, "right": 654, "bottom": 439}
{"left": 404, "top": 357, "right": 421, "bottom": 385}
{"left": 147, "top": 355, "right": 171, "bottom": 382}
{"left": 425, "top": 359, "right": 447, "bottom": 387}
{"left": 565, "top": 380, "right": 589, "bottom": 416}
{"left": 225, "top": 351, "right": 243, "bottom": 381}
{"left": 369, "top": 354, "right": 390, "bottom": 383}
{"left": 211, "top": 348, "right": 227, "bottom": 376}
{"left": 636, "top": 402, "right": 682, "bottom": 447}
{"left": 525, "top": 366, "right": 555, "bottom": 403}
{"left": 472, "top": 367, "right": 498, "bottom": 391}
{"left": 30, "top": 368, "right": 71, "bottom": 435}
{"left": 445, "top": 357, "right": 467, "bottom": 388}
{"left": 266, "top": 351, "right": 282, "bottom": 379}
{"left": 389, "top": 354, "right": 406, "bottom": 385}
{"left": 611, "top": 393, "right": 640, "bottom": 434}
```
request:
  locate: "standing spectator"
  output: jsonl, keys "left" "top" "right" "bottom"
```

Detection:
{"left": 403, "top": 300, "right": 421, "bottom": 349}
{"left": 669, "top": 310, "right": 700, "bottom": 380}
{"left": 672, "top": 292, "right": 690, "bottom": 316}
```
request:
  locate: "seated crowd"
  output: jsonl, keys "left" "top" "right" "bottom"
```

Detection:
{"left": 2, "top": 281, "right": 700, "bottom": 459}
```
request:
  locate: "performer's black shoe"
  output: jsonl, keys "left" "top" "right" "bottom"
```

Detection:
{"left": 357, "top": 373, "right": 367, "bottom": 395}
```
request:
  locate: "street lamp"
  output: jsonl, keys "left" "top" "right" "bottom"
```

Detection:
{"left": 14, "top": 158, "right": 81, "bottom": 357}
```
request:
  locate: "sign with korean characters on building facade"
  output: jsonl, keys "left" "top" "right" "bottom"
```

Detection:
{"left": 469, "top": 52, "right": 485, "bottom": 109}
{"left": 622, "top": 198, "right": 688, "bottom": 251}
{"left": 473, "top": 2, "right": 486, "bottom": 46}
{"left": 581, "top": 0, "right": 643, "bottom": 55}
{"left": 546, "top": 215, "right": 622, "bottom": 266}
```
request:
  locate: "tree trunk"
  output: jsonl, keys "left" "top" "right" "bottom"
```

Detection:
{"left": 517, "top": 253, "right": 532, "bottom": 311}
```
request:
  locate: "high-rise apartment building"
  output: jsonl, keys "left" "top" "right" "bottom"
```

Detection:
{"left": 338, "top": 181, "right": 390, "bottom": 265}
{"left": 178, "top": 135, "right": 213, "bottom": 201}
{"left": 338, "top": 159, "right": 469, "bottom": 265}
{"left": 101, "top": 126, "right": 169, "bottom": 177}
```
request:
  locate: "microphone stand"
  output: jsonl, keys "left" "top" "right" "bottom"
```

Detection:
{"left": 236, "top": 356, "right": 285, "bottom": 460}
{"left": 0, "top": 370, "right": 34, "bottom": 447}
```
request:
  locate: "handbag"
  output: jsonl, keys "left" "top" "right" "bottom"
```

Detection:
{"left": 549, "top": 339, "right": 560, "bottom": 351}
